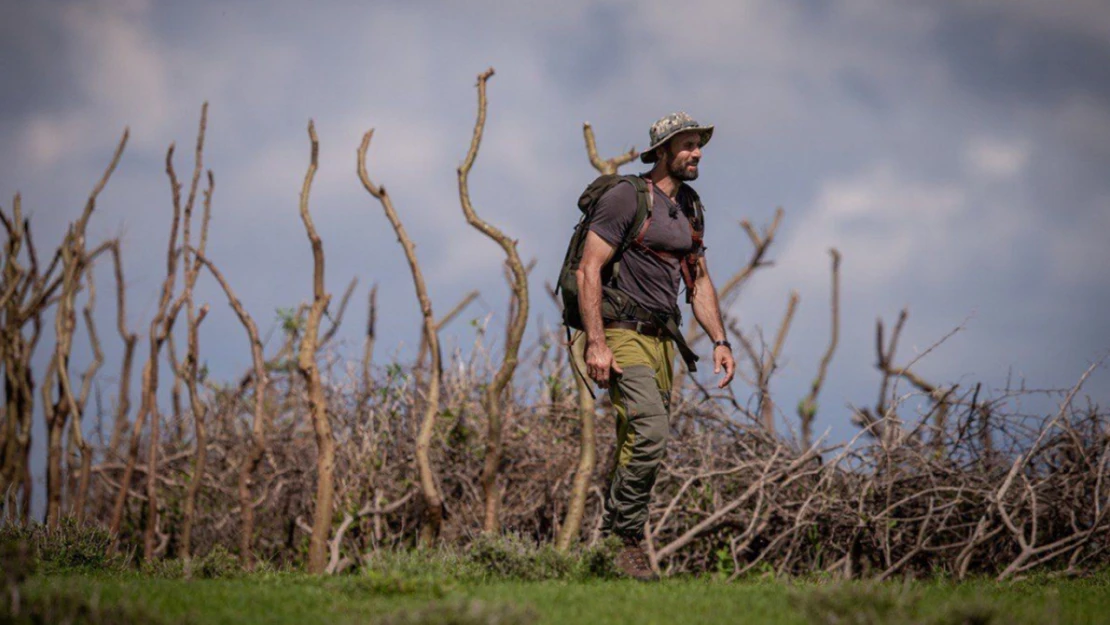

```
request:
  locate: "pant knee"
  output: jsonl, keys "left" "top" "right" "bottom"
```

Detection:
{"left": 632, "top": 418, "right": 667, "bottom": 463}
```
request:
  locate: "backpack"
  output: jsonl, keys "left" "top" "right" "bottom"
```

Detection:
{"left": 555, "top": 174, "right": 705, "bottom": 369}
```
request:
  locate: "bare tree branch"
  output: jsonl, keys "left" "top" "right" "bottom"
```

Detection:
{"left": 296, "top": 120, "right": 335, "bottom": 575}
{"left": 798, "top": 249, "right": 840, "bottom": 448}
{"left": 359, "top": 128, "right": 444, "bottom": 547}
{"left": 582, "top": 123, "right": 638, "bottom": 175}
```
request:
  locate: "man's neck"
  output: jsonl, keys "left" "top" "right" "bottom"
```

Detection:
{"left": 647, "top": 167, "right": 681, "bottom": 199}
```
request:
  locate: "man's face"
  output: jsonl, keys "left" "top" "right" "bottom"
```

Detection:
{"left": 663, "top": 130, "right": 703, "bottom": 181}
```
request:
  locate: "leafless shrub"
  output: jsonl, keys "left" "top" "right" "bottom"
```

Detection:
{"left": 74, "top": 291, "right": 1109, "bottom": 582}
{"left": 457, "top": 68, "right": 531, "bottom": 535}
{"left": 7, "top": 99, "right": 1106, "bottom": 584}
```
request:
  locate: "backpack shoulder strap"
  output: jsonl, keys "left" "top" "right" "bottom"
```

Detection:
{"left": 618, "top": 175, "right": 653, "bottom": 256}
{"left": 677, "top": 184, "right": 705, "bottom": 238}
{"left": 596, "top": 175, "right": 653, "bottom": 289}
{"left": 676, "top": 184, "right": 706, "bottom": 303}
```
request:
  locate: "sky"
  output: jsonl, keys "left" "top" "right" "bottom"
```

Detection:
{"left": 2, "top": 0, "right": 1109, "bottom": 507}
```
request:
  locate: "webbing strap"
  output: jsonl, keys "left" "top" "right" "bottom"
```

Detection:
{"left": 631, "top": 177, "right": 703, "bottom": 303}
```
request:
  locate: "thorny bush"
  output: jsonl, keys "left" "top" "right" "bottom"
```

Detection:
{"left": 73, "top": 323, "right": 1110, "bottom": 581}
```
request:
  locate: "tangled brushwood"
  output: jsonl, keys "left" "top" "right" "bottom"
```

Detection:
{"left": 2, "top": 70, "right": 1107, "bottom": 581}
{"left": 67, "top": 341, "right": 1110, "bottom": 580}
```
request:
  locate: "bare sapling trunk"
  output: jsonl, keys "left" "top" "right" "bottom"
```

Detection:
{"left": 736, "top": 290, "right": 798, "bottom": 434}
{"left": 42, "top": 129, "right": 128, "bottom": 531}
{"left": 105, "top": 241, "right": 138, "bottom": 462}
{"left": 319, "top": 278, "right": 357, "bottom": 350}
{"left": 416, "top": 290, "right": 479, "bottom": 370}
{"left": 358, "top": 129, "right": 444, "bottom": 547}
{"left": 177, "top": 169, "right": 215, "bottom": 560}
{"left": 797, "top": 249, "right": 840, "bottom": 449}
{"left": 110, "top": 107, "right": 207, "bottom": 558}
{"left": 59, "top": 257, "right": 105, "bottom": 524}
{"left": 178, "top": 302, "right": 209, "bottom": 559}
{"left": 43, "top": 241, "right": 79, "bottom": 532}
{"left": 874, "top": 310, "right": 952, "bottom": 449}
{"left": 458, "top": 68, "right": 530, "bottom": 533}
{"left": 193, "top": 249, "right": 269, "bottom": 568}
{"left": 297, "top": 121, "right": 335, "bottom": 573}
{"left": 0, "top": 196, "right": 41, "bottom": 523}
{"left": 874, "top": 309, "right": 908, "bottom": 426}
{"left": 556, "top": 334, "right": 596, "bottom": 551}
{"left": 554, "top": 121, "right": 636, "bottom": 549}
{"left": 361, "top": 285, "right": 378, "bottom": 403}
{"left": 72, "top": 263, "right": 104, "bottom": 523}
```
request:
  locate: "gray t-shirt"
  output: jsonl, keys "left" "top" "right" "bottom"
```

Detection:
{"left": 588, "top": 180, "right": 701, "bottom": 315}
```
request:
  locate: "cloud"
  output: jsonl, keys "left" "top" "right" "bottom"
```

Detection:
{"left": 964, "top": 137, "right": 1031, "bottom": 178}
{"left": 60, "top": 1, "right": 170, "bottom": 131}
{"left": 957, "top": 0, "right": 1110, "bottom": 42}
{"left": 1046, "top": 193, "right": 1110, "bottom": 285}
{"left": 14, "top": 1, "right": 175, "bottom": 169}
{"left": 20, "top": 114, "right": 89, "bottom": 169}
{"left": 775, "top": 164, "right": 971, "bottom": 289}
{"left": 3, "top": 0, "right": 1108, "bottom": 454}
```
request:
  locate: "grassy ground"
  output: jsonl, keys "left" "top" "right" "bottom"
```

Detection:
{"left": 13, "top": 571, "right": 1110, "bottom": 625}
{"left": 5, "top": 525, "right": 1108, "bottom": 624}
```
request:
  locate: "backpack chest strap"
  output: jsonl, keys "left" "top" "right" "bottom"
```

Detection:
{"left": 631, "top": 178, "right": 704, "bottom": 302}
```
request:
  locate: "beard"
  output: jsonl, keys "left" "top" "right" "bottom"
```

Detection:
{"left": 667, "top": 152, "right": 699, "bottom": 181}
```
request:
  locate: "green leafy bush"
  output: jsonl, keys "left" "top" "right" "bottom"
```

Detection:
{"left": 362, "top": 546, "right": 480, "bottom": 581}
{"left": 0, "top": 518, "right": 124, "bottom": 573}
{"left": 358, "top": 535, "right": 622, "bottom": 583}
{"left": 140, "top": 557, "right": 186, "bottom": 579}
{"left": 574, "top": 535, "right": 622, "bottom": 580}
{"left": 138, "top": 544, "right": 244, "bottom": 580}
{"left": 191, "top": 544, "right": 242, "bottom": 579}
{"left": 465, "top": 533, "right": 576, "bottom": 581}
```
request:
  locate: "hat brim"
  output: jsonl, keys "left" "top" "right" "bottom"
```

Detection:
{"left": 640, "top": 126, "right": 714, "bottom": 163}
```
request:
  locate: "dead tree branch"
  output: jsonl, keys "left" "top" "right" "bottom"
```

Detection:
{"left": 42, "top": 127, "right": 128, "bottom": 531}
{"left": 757, "top": 291, "right": 799, "bottom": 433}
{"left": 582, "top": 123, "right": 638, "bottom": 175}
{"left": 798, "top": 249, "right": 840, "bottom": 448}
{"left": 110, "top": 107, "right": 204, "bottom": 559}
{"left": 178, "top": 168, "right": 215, "bottom": 560}
{"left": 297, "top": 120, "right": 335, "bottom": 574}
{"left": 458, "top": 68, "right": 531, "bottom": 533}
{"left": 359, "top": 129, "right": 444, "bottom": 547}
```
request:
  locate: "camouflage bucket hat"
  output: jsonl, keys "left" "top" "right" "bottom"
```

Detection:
{"left": 641, "top": 112, "right": 714, "bottom": 163}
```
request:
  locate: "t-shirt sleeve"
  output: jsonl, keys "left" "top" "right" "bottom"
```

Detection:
{"left": 587, "top": 182, "right": 638, "bottom": 248}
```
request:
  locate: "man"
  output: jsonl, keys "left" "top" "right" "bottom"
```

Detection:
{"left": 575, "top": 112, "right": 736, "bottom": 580}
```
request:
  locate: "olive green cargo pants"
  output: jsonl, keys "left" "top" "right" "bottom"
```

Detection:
{"left": 573, "top": 328, "right": 675, "bottom": 541}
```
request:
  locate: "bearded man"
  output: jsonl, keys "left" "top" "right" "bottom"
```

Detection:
{"left": 575, "top": 112, "right": 736, "bottom": 580}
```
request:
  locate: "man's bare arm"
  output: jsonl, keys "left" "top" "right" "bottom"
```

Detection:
{"left": 691, "top": 257, "right": 735, "bottom": 387}
{"left": 576, "top": 231, "right": 621, "bottom": 388}
{"left": 691, "top": 257, "right": 725, "bottom": 342}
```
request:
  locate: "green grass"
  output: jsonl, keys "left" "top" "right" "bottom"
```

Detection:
{"left": 11, "top": 571, "right": 1110, "bottom": 625}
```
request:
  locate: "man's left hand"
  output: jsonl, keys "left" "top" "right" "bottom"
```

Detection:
{"left": 714, "top": 345, "right": 736, "bottom": 388}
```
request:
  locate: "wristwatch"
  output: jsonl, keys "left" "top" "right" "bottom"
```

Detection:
{"left": 713, "top": 339, "right": 732, "bottom": 350}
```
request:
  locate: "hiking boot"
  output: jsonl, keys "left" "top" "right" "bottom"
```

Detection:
{"left": 614, "top": 540, "right": 658, "bottom": 581}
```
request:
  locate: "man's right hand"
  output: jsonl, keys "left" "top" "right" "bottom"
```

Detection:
{"left": 585, "top": 339, "right": 623, "bottom": 389}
